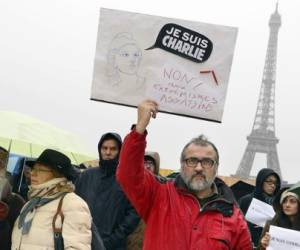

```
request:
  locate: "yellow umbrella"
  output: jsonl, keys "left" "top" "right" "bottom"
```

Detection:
{"left": 0, "top": 111, "right": 96, "bottom": 165}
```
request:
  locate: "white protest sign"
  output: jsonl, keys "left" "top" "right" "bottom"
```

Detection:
{"left": 245, "top": 198, "right": 275, "bottom": 227}
{"left": 267, "top": 225, "right": 300, "bottom": 250}
{"left": 91, "top": 8, "right": 238, "bottom": 122}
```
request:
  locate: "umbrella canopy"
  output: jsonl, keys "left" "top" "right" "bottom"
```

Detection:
{"left": 0, "top": 111, "right": 96, "bottom": 165}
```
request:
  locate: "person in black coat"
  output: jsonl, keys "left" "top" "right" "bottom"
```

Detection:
{"left": 75, "top": 132, "right": 140, "bottom": 250}
{"left": 238, "top": 168, "right": 281, "bottom": 248}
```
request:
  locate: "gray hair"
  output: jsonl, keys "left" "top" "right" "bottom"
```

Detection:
{"left": 180, "top": 135, "right": 219, "bottom": 165}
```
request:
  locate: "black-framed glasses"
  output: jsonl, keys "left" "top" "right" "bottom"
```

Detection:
{"left": 184, "top": 157, "right": 216, "bottom": 169}
{"left": 144, "top": 160, "right": 155, "bottom": 166}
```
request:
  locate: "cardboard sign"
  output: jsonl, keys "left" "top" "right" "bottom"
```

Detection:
{"left": 91, "top": 8, "right": 238, "bottom": 122}
{"left": 267, "top": 226, "right": 300, "bottom": 250}
{"left": 245, "top": 198, "right": 275, "bottom": 227}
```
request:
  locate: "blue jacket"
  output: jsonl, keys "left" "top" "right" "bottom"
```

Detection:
{"left": 75, "top": 162, "right": 140, "bottom": 250}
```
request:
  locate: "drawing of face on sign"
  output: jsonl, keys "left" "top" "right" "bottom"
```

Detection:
{"left": 106, "top": 33, "right": 145, "bottom": 90}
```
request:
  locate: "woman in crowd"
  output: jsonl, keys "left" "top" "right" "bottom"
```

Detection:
{"left": 11, "top": 149, "right": 92, "bottom": 250}
{"left": 259, "top": 187, "right": 300, "bottom": 249}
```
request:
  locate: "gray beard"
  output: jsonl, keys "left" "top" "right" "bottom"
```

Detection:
{"left": 180, "top": 170, "right": 215, "bottom": 192}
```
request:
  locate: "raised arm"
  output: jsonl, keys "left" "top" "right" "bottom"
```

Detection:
{"left": 135, "top": 99, "right": 158, "bottom": 134}
{"left": 117, "top": 100, "right": 161, "bottom": 220}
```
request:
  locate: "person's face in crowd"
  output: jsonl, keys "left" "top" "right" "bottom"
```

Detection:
{"left": 0, "top": 158, "right": 4, "bottom": 169}
{"left": 115, "top": 44, "right": 142, "bottom": 75}
{"left": 30, "top": 163, "right": 55, "bottom": 185}
{"left": 23, "top": 165, "right": 31, "bottom": 184}
{"left": 100, "top": 139, "right": 119, "bottom": 160}
{"left": 180, "top": 143, "right": 217, "bottom": 192}
{"left": 0, "top": 149, "right": 8, "bottom": 170}
{"left": 282, "top": 196, "right": 299, "bottom": 217}
{"left": 263, "top": 175, "right": 278, "bottom": 195}
{"left": 144, "top": 158, "right": 155, "bottom": 174}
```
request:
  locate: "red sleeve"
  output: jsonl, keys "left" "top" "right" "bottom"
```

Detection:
{"left": 232, "top": 207, "right": 253, "bottom": 250}
{"left": 116, "top": 130, "right": 161, "bottom": 221}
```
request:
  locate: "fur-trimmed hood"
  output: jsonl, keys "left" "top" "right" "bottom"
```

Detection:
{"left": 144, "top": 151, "right": 160, "bottom": 175}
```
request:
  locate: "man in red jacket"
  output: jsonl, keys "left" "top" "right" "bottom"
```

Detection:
{"left": 117, "top": 100, "right": 253, "bottom": 250}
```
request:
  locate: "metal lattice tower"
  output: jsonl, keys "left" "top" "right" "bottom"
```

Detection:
{"left": 235, "top": 4, "right": 282, "bottom": 179}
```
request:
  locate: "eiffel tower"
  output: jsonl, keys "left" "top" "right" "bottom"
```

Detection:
{"left": 235, "top": 4, "right": 282, "bottom": 179}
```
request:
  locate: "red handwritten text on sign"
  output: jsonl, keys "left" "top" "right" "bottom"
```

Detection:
{"left": 151, "top": 67, "right": 218, "bottom": 112}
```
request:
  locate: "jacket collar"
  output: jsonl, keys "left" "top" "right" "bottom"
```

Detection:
{"left": 98, "top": 158, "right": 119, "bottom": 177}
{"left": 174, "top": 174, "right": 236, "bottom": 204}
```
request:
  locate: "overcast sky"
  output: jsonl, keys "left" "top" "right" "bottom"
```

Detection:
{"left": 1, "top": 0, "right": 299, "bottom": 183}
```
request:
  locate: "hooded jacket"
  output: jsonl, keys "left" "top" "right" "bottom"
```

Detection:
{"left": 144, "top": 151, "right": 160, "bottom": 175}
{"left": 75, "top": 132, "right": 140, "bottom": 250}
{"left": 127, "top": 151, "right": 161, "bottom": 249}
{"left": 238, "top": 168, "right": 281, "bottom": 247}
{"left": 117, "top": 130, "right": 252, "bottom": 250}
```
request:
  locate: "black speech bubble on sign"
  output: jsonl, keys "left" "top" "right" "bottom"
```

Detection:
{"left": 146, "top": 23, "right": 213, "bottom": 63}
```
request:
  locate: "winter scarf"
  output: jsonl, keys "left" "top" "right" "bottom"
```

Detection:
{"left": 18, "top": 177, "right": 74, "bottom": 234}
{"left": 99, "top": 158, "right": 119, "bottom": 177}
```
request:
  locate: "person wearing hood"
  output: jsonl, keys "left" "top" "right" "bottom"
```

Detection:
{"left": 75, "top": 132, "right": 140, "bottom": 250}
{"left": 238, "top": 168, "right": 281, "bottom": 248}
{"left": 127, "top": 151, "right": 162, "bottom": 250}
{"left": 117, "top": 100, "right": 252, "bottom": 250}
{"left": 143, "top": 151, "right": 160, "bottom": 175}
{"left": 11, "top": 149, "right": 92, "bottom": 250}
{"left": 258, "top": 187, "right": 300, "bottom": 249}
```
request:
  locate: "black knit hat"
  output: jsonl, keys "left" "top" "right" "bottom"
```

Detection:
{"left": 26, "top": 149, "right": 74, "bottom": 181}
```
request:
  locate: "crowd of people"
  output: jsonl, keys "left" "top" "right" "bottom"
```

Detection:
{"left": 1, "top": 100, "right": 300, "bottom": 250}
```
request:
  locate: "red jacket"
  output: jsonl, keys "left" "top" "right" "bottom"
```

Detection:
{"left": 117, "top": 130, "right": 252, "bottom": 250}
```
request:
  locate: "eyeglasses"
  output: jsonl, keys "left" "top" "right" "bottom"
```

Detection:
{"left": 30, "top": 168, "right": 53, "bottom": 174}
{"left": 184, "top": 157, "right": 216, "bottom": 169}
{"left": 144, "top": 161, "right": 155, "bottom": 166}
